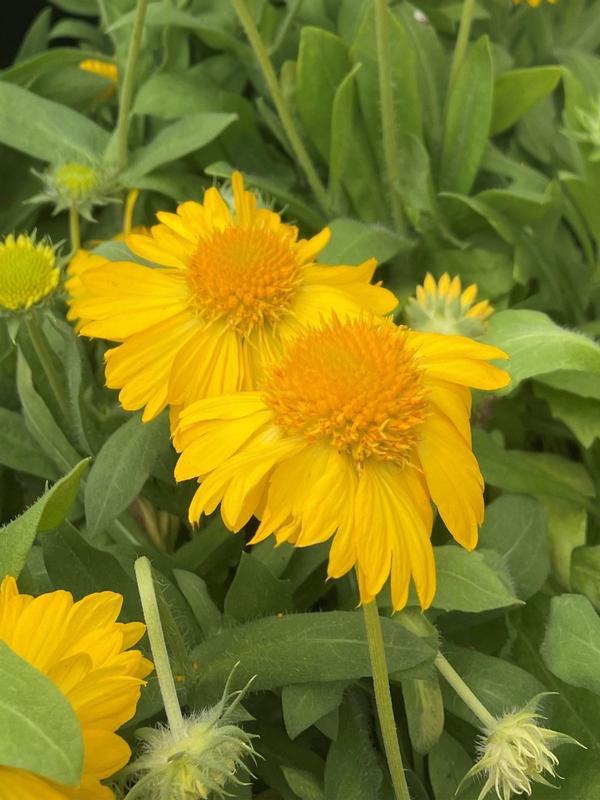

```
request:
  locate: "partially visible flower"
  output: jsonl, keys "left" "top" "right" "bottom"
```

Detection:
{"left": 406, "top": 273, "right": 492, "bottom": 338}
{"left": 173, "top": 316, "right": 509, "bottom": 611}
{"left": 513, "top": 0, "right": 557, "bottom": 6}
{"left": 79, "top": 59, "right": 119, "bottom": 84}
{"left": 65, "top": 250, "right": 109, "bottom": 330}
{"left": 126, "top": 677, "right": 257, "bottom": 799}
{"left": 0, "top": 233, "right": 59, "bottom": 312}
{"left": 463, "top": 694, "right": 581, "bottom": 800}
{"left": 30, "top": 161, "right": 117, "bottom": 220}
{"left": 0, "top": 576, "right": 152, "bottom": 799}
{"left": 68, "top": 172, "right": 398, "bottom": 422}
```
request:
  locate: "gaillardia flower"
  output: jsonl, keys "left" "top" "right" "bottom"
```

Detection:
{"left": 513, "top": 0, "right": 557, "bottom": 6}
{"left": 406, "top": 273, "right": 492, "bottom": 338}
{"left": 0, "top": 576, "right": 152, "bottom": 799}
{"left": 173, "top": 316, "right": 509, "bottom": 610}
{"left": 462, "top": 695, "right": 580, "bottom": 800}
{"left": 67, "top": 173, "right": 397, "bottom": 421}
{"left": 0, "top": 233, "right": 59, "bottom": 312}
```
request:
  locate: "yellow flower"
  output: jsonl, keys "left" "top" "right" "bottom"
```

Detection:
{"left": 0, "top": 576, "right": 152, "bottom": 800}
{"left": 406, "top": 273, "right": 492, "bottom": 338}
{"left": 68, "top": 173, "right": 397, "bottom": 421}
{"left": 173, "top": 316, "right": 509, "bottom": 611}
{"left": 65, "top": 250, "right": 109, "bottom": 331}
{"left": 513, "top": 0, "right": 557, "bottom": 6}
{"left": 79, "top": 60, "right": 119, "bottom": 84}
{"left": 0, "top": 233, "right": 59, "bottom": 312}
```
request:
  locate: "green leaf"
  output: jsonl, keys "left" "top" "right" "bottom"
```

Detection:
{"left": 0, "top": 408, "right": 58, "bottom": 479}
{"left": 42, "top": 522, "right": 142, "bottom": 621}
{"left": 296, "top": 27, "right": 350, "bottom": 163}
{"left": 402, "top": 674, "right": 444, "bottom": 755}
{"left": 478, "top": 494, "right": 550, "bottom": 599}
{"left": 0, "top": 641, "right": 83, "bottom": 784}
{"left": 439, "top": 36, "right": 493, "bottom": 194}
{"left": 571, "top": 547, "right": 600, "bottom": 610}
{"left": 16, "top": 352, "right": 81, "bottom": 473}
{"left": 324, "top": 689, "right": 382, "bottom": 800}
{"left": 542, "top": 594, "right": 600, "bottom": 696}
{"left": 542, "top": 498, "right": 587, "bottom": 591}
{"left": 319, "top": 219, "right": 405, "bottom": 266}
{"left": 440, "top": 647, "right": 545, "bottom": 727}
{"left": 84, "top": 413, "right": 169, "bottom": 536}
{"left": 0, "top": 459, "right": 89, "bottom": 579}
{"left": 491, "top": 66, "right": 562, "bottom": 135}
{"left": 282, "top": 681, "right": 348, "bottom": 740}
{"left": 536, "top": 370, "right": 600, "bottom": 401}
{"left": 224, "top": 552, "right": 294, "bottom": 622}
{"left": 15, "top": 8, "right": 51, "bottom": 62}
{"left": 190, "top": 611, "right": 434, "bottom": 703}
{"left": 534, "top": 383, "right": 600, "bottom": 448}
{"left": 173, "top": 568, "right": 222, "bottom": 637}
{"left": 432, "top": 545, "right": 521, "bottom": 612}
{"left": 0, "top": 48, "right": 101, "bottom": 85}
{"left": 121, "top": 112, "right": 236, "bottom": 182}
{"left": 282, "top": 767, "right": 326, "bottom": 800}
{"left": 429, "top": 733, "right": 479, "bottom": 800}
{"left": 485, "top": 309, "right": 600, "bottom": 391}
{"left": 0, "top": 81, "right": 108, "bottom": 162}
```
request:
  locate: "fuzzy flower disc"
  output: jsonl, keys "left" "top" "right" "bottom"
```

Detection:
{"left": 173, "top": 316, "right": 509, "bottom": 611}
{"left": 0, "top": 234, "right": 59, "bottom": 311}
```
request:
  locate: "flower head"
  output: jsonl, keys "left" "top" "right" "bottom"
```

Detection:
{"left": 173, "top": 316, "right": 509, "bottom": 610}
{"left": 513, "top": 0, "right": 557, "bottom": 6}
{"left": 31, "top": 161, "right": 117, "bottom": 220}
{"left": 0, "top": 233, "right": 59, "bottom": 312}
{"left": 126, "top": 676, "right": 257, "bottom": 799}
{"left": 79, "top": 59, "right": 119, "bottom": 85}
{"left": 0, "top": 576, "right": 152, "bottom": 799}
{"left": 67, "top": 172, "right": 397, "bottom": 421}
{"left": 463, "top": 695, "right": 581, "bottom": 800}
{"left": 406, "top": 273, "right": 492, "bottom": 338}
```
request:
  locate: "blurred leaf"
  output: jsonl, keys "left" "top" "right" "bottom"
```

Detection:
{"left": 433, "top": 545, "right": 522, "bottom": 612}
{"left": 402, "top": 673, "right": 444, "bottom": 755}
{"left": 14, "top": 8, "right": 51, "bottom": 62}
{"left": 534, "top": 383, "right": 600, "bottom": 448}
{"left": 0, "top": 48, "right": 100, "bottom": 85}
{"left": 478, "top": 494, "right": 550, "bottom": 599}
{"left": 0, "top": 459, "right": 89, "bottom": 579}
{"left": 296, "top": 27, "right": 350, "bottom": 163}
{"left": 42, "top": 522, "right": 142, "bottom": 621}
{"left": 0, "top": 641, "right": 83, "bottom": 785}
{"left": 84, "top": 413, "right": 169, "bottom": 536}
{"left": 429, "top": 732, "right": 479, "bottom": 800}
{"left": 319, "top": 218, "right": 406, "bottom": 265}
{"left": 440, "top": 36, "right": 493, "bottom": 194}
{"left": 121, "top": 112, "right": 236, "bottom": 182}
{"left": 541, "top": 498, "right": 587, "bottom": 591}
{"left": 282, "top": 681, "right": 348, "bottom": 740}
{"left": 485, "top": 309, "right": 600, "bottom": 391}
{"left": 324, "top": 689, "right": 382, "bottom": 800}
{"left": 0, "top": 408, "right": 58, "bottom": 479}
{"left": 282, "top": 767, "right": 326, "bottom": 800}
{"left": 571, "top": 546, "right": 600, "bottom": 610}
{"left": 190, "top": 611, "right": 435, "bottom": 703}
{"left": 536, "top": 370, "right": 600, "bottom": 401}
{"left": 0, "top": 82, "right": 108, "bottom": 162}
{"left": 491, "top": 66, "right": 562, "bottom": 135}
{"left": 224, "top": 552, "right": 294, "bottom": 622}
{"left": 542, "top": 594, "right": 600, "bottom": 696}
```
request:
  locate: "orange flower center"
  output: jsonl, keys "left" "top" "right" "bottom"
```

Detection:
{"left": 187, "top": 225, "right": 303, "bottom": 335}
{"left": 264, "top": 319, "right": 428, "bottom": 464}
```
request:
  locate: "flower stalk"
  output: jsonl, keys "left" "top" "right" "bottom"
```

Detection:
{"left": 24, "top": 313, "right": 69, "bottom": 422}
{"left": 134, "top": 556, "right": 185, "bottom": 738}
{"left": 115, "top": 0, "right": 149, "bottom": 172}
{"left": 449, "top": 0, "right": 476, "bottom": 87}
{"left": 362, "top": 597, "right": 411, "bottom": 800}
{"left": 434, "top": 652, "right": 496, "bottom": 728}
{"left": 69, "top": 207, "right": 81, "bottom": 253}
{"left": 230, "top": 0, "right": 331, "bottom": 217}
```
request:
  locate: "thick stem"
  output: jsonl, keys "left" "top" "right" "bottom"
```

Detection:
{"left": 115, "top": 0, "right": 149, "bottom": 172}
{"left": 123, "top": 188, "right": 140, "bottom": 235}
{"left": 362, "top": 598, "right": 411, "bottom": 800}
{"left": 25, "top": 314, "right": 68, "bottom": 421}
{"left": 134, "top": 556, "right": 185, "bottom": 737}
{"left": 449, "top": 0, "right": 476, "bottom": 87}
{"left": 231, "top": 0, "right": 330, "bottom": 216}
{"left": 374, "top": 0, "right": 406, "bottom": 235}
{"left": 434, "top": 652, "right": 496, "bottom": 729}
{"left": 68, "top": 207, "right": 81, "bottom": 253}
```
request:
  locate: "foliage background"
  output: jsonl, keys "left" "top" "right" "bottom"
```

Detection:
{"left": 2, "top": 1, "right": 600, "bottom": 798}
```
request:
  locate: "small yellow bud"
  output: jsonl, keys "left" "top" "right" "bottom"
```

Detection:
{"left": 405, "top": 272, "right": 493, "bottom": 338}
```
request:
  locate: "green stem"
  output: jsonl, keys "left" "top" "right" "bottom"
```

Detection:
{"left": 269, "top": 0, "right": 303, "bottom": 55}
{"left": 69, "top": 207, "right": 81, "bottom": 253}
{"left": 231, "top": 0, "right": 330, "bottom": 216}
{"left": 115, "top": 0, "right": 149, "bottom": 172}
{"left": 434, "top": 653, "right": 496, "bottom": 729}
{"left": 362, "top": 598, "right": 411, "bottom": 800}
{"left": 134, "top": 557, "right": 185, "bottom": 737}
{"left": 374, "top": 0, "right": 406, "bottom": 235}
{"left": 449, "top": 0, "right": 476, "bottom": 87}
{"left": 25, "top": 314, "right": 68, "bottom": 421}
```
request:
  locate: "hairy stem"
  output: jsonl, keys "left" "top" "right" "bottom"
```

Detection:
{"left": 434, "top": 652, "right": 496, "bottom": 729}
{"left": 115, "top": 0, "right": 149, "bottom": 172}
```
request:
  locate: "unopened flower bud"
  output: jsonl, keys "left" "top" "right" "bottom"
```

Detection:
{"left": 406, "top": 272, "right": 493, "bottom": 338}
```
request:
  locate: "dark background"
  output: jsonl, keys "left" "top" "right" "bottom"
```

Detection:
{"left": 1, "top": 1, "right": 64, "bottom": 68}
